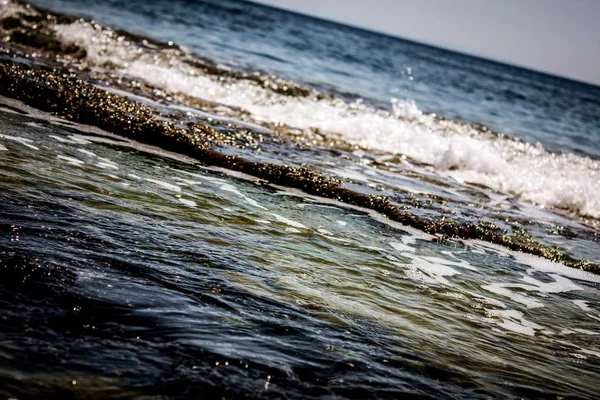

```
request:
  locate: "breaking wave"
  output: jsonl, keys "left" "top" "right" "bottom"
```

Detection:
{"left": 2, "top": 0, "right": 598, "bottom": 218}
{"left": 51, "top": 19, "right": 600, "bottom": 218}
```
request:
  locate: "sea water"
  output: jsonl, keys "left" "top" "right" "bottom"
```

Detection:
{"left": 0, "top": 0, "right": 599, "bottom": 398}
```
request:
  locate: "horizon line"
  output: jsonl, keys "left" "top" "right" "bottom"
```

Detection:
{"left": 245, "top": 0, "right": 600, "bottom": 88}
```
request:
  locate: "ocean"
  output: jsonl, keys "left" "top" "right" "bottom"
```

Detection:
{"left": 0, "top": 0, "right": 599, "bottom": 398}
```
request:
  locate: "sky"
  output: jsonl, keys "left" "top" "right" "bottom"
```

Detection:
{"left": 252, "top": 0, "right": 600, "bottom": 86}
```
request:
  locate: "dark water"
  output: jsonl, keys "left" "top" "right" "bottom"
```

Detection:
{"left": 2, "top": 103, "right": 599, "bottom": 399}
{"left": 1, "top": 0, "right": 600, "bottom": 398}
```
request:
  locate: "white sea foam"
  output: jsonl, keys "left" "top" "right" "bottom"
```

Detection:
{"left": 69, "top": 135, "right": 92, "bottom": 145}
{"left": 573, "top": 300, "right": 592, "bottom": 312}
{"left": 389, "top": 241, "right": 414, "bottom": 254}
{"left": 57, "top": 155, "right": 85, "bottom": 165}
{"left": 220, "top": 183, "right": 268, "bottom": 210}
{"left": 482, "top": 283, "right": 544, "bottom": 309}
{"left": 77, "top": 148, "right": 97, "bottom": 157}
{"left": 54, "top": 21, "right": 142, "bottom": 66}
{"left": 0, "top": 134, "right": 39, "bottom": 150}
{"left": 484, "top": 309, "right": 543, "bottom": 337}
{"left": 469, "top": 240, "right": 600, "bottom": 284}
{"left": 0, "top": 0, "right": 35, "bottom": 19}
{"left": 473, "top": 240, "right": 598, "bottom": 309}
{"left": 49, "top": 135, "right": 73, "bottom": 143}
{"left": 390, "top": 254, "right": 460, "bottom": 286}
{"left": 96, "top": 161, "right": 119, "bottom": 170}
{"left": 588, "top": 314, "right": 600, "bottom": 323}
{"left": 145, "top": 178, "right": 181, "bottom": 192}
{"left": 53, "top": 20, "right": 600, "bottom": 218}
{"left": 49, "top": 134, "right": 91, "bottom": 145}
{"left": 178, "top": 198, "right": 197, "bottom": 207}
{"left": 270, "top": 213, "right": 306, "bottom": 229}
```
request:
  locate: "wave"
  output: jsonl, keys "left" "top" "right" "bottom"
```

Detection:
{"left": 48, "top": 18, "right": 600, "bottom": 218}
{"left": 1, "top": 0, "right": 599, "bottom": 219}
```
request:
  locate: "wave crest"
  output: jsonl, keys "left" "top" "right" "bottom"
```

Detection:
{"left": 3, "top": 0, "right": 599, "bottom": 218}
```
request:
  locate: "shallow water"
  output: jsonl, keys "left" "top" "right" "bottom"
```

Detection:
{"left": 1, "top": 0, "right": 599, "bottom": 398}
{"left": 2, "top": 96, "right": 600, "bottom": 399}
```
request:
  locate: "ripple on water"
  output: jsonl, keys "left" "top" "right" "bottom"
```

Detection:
{"left": 1, "top": 87, "right": 599, "bottom": 398}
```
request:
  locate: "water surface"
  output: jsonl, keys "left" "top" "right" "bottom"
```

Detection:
{"left": 0, "top": 0, "right": 599, "bottom": 398}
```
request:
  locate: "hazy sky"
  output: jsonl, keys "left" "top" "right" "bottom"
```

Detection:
{"left": 253, "top": 0, "right": 600, "bottom": 85}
